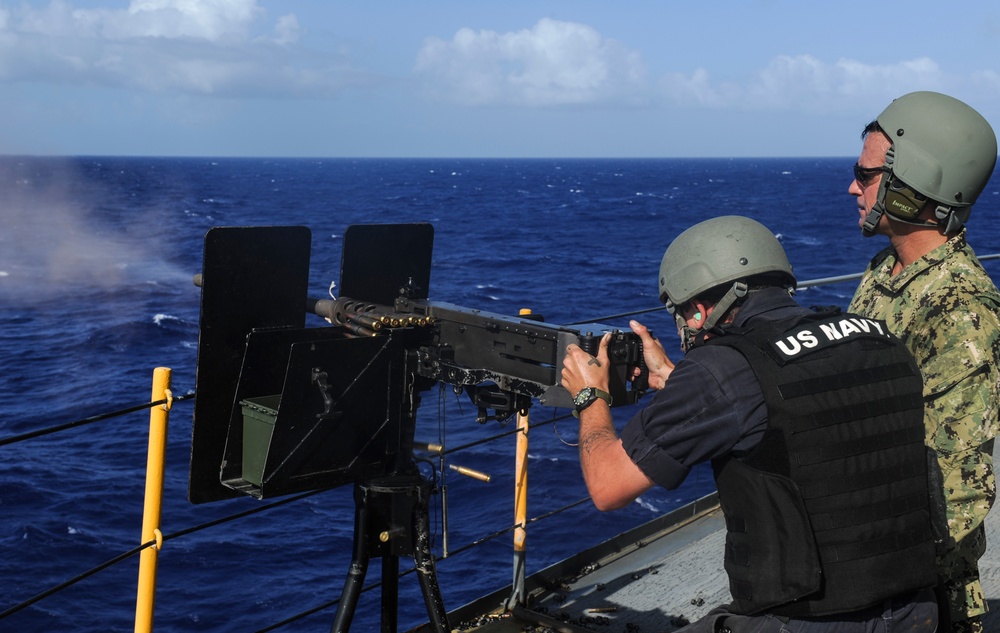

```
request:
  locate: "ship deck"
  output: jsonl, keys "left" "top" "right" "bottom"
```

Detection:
{"left": 436, "top": 444, "right": 1000, "bottom": 633}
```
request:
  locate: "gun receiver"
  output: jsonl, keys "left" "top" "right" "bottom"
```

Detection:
{"left": 311, "top": 295, "right": 647, "bottom": 422}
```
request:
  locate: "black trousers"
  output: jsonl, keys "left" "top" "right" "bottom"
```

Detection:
{"left": 676, "top": 589, "right": 937, "bottom": 633}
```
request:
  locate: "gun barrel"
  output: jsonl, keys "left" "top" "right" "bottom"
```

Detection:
{"left": 309, "top": 297, "right": 338, "bottom": 320}
{"left": 310, "top": 297, "right": 379, "bottom": 323}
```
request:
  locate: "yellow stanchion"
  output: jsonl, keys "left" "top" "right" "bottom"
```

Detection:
{"left": 135, "top": 367, "right": 172, "bottom": 633}
{"left": 513, "top": 407, "right": 529, "bottom": 548}
{"left": 507, "top": 308, "right": 532, "bottom": 609}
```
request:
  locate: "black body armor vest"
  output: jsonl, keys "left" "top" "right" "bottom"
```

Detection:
{"left": 704, "top": 311, "right": 936, "bottom": 617}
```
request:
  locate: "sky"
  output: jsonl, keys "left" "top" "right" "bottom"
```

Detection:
{"left": 0, "top": 0, "right": 998, "bottom": 158}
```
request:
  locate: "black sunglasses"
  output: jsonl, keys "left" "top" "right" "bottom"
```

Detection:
{"left": 853, "top": 163, "right": 886, "bottom": 187}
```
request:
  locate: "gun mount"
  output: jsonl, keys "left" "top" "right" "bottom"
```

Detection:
{"left": 189, "top": 223, "right": 647, "bottom": 505}
{"left": 187, "top": 223, "right": 647, "bottom": 631}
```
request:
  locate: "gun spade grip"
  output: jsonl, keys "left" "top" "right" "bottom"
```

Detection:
{"left": 633, "top": 347, "right": 649, "bottom": 392}
{"left": 578, "top": 332, "right": 599, "bottom": 356}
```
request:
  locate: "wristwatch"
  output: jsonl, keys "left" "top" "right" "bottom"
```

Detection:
{"left": 572, "top": 386, "right": 613, "bottom": 417}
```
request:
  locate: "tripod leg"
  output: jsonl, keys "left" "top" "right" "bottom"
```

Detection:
{"left": 380, "top": 554, "right": 399, "bottom": 633}
{"left": 413, "top": 486, "right": 449, "bottom": 632}
{"left": 331, "top": 485, "right": 371, "bottom": 633}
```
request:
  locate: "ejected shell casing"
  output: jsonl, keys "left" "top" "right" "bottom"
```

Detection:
{"left": 449, "top": 464, "right": 491, "bottom": 482}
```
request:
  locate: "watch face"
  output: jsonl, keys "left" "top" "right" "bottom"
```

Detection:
{"left": 573, "top": 387, "right": 594, "bottom": 407}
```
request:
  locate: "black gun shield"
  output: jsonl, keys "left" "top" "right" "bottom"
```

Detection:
{"left": 189, "top": 226, "right": 311, "bottom": 504}
{"left": 339, "top": 223, "right": 434, "bottom": 304}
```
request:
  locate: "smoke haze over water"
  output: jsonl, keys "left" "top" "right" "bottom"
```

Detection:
{"left": 0, "top": 157, "right": 191, "bottom": 304}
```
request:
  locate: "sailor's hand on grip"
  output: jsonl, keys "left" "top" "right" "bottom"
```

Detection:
{"left": 629, "top": 320, "right": 673, "bottom": 390}
{"left": 561, "top": 332, "right": 612, "bottom": 398}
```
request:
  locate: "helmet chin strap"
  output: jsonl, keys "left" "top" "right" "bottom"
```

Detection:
{"left": 674, "top": 281, "right": 749, "bottom": 352}
{"left": 861, "top": 147, "right": 894, "bottom": 238}
{"left": 702, "top": 281, "right": 748, "bottom": 331}
{"left": 861, "top": 203, "right": 885, "bottom": 237}
{"left": 673, "top": 312, "right": 698, "bottom": 352}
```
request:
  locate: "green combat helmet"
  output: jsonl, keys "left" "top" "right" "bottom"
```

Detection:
{"left": 659, "top": 215, "right": 796, "bottom": 349}
{"left": 865, "top": 91, "right": 998, "bottom": 236}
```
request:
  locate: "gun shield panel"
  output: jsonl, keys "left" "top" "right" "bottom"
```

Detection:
{"left": 190, "top": 226, "right": 312, "bottom": 503}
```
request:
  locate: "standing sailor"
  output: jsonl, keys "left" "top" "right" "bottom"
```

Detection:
{"left": 562, "top": 215, "right": 938, "bottom": 632}
{"left": 847, "top": 90, "right": 1000, "bottom": 633}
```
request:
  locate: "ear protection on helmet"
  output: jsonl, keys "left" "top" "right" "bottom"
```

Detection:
{"left": 862, "top": 145, "right": 941, "bottom": 235}
{"left": 881, "top": 176, "right": 928, "bottom": 222}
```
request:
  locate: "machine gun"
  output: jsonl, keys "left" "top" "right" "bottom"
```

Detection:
{"left": 187, "top": 223, "right": 648, "bottom": 631}
{"left": 310, "top": 292, "right": 645, "bottom": 423}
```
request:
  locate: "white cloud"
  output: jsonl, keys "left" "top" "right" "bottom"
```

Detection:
{"left": 11, "top": 0, "right": 263, "bottom": 42}
{"left": 659, "top": 55, "right": 965, "bottom": 116}
{"left": 273, "top": 13, "right": 300, "bottom": 46}
{"left": 414, "top": 18, "right": 648, "bottom": 107}
{"left": 0, "top": 0, "right": 356, "bottom": 97}
{"left": 123, "top": 0, "right": 264, "bottom": 42}
{"left": 659, "top": 68, "right": 741, "bottom": 110}
{"left": 413, "top": 23, "right": 998, "bottom": 121}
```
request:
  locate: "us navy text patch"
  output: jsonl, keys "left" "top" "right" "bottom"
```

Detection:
{"left": 770, "top": 316, "right": 890, "bottom": 359}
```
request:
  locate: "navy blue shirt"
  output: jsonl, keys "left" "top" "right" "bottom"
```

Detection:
{"left": 619, "top": 288, "right": 809, "bottom": 491}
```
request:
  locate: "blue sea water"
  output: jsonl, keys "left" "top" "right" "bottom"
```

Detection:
{"left": 1, "top": 156, "right": 999, "bottom": 632}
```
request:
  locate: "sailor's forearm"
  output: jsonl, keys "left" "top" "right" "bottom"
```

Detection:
{"left": 578, "top": 403, "right": 653, "bottom": 511}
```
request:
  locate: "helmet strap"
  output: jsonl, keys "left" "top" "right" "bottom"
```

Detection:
{"left": 702, "top": 281, "right": 748, "bottom": 332}
{"left": 674, "top": 313, "right": 698, "bottom": 352}
{"left": 861, "top": 205, "right": 885, "bottom": 237}
{"left": 940, "top": 205, "right": 970, "bottom": 236}
{"left": 862, "top": 147, "right": 894, "bottom": 237}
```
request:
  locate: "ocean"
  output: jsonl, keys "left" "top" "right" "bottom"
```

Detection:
{"left": 1, "top": 156, "right": 998, "bottom": 632}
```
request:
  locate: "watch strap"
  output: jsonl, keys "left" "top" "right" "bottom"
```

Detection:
{"left": 572, "top": 387, "right": 612, "bottom": 418}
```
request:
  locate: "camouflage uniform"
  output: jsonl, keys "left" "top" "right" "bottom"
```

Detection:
{"left": 849, "top": 230, "right": 1000, "bottom": 632}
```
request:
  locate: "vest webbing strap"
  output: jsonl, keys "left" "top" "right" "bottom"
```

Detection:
{"left": 791, "top": 424, "right": 925, "bottom": 466}
{"left": 786, "top": 392, "right": 924, "bottom": 435}
{"left": 797, "top": 458, "right": 925, "bottom": 499}
{"left": 808, "top": 489, "right": 928, "bottom": 532}
{"left": 777, "top": 361, "right": 915, "bottom": 400}
{"left": 825, "top": 527, "right": 930, "bottom": 563}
